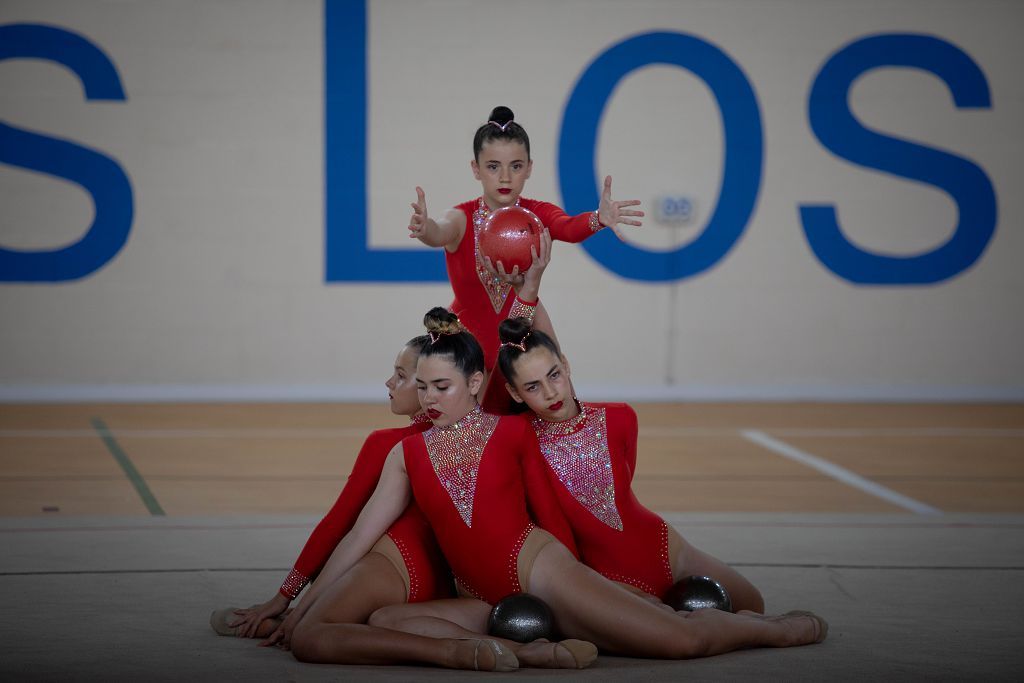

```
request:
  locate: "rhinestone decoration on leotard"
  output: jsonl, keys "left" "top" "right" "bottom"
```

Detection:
{"left": 657, "top": 519, "right": 673, "bottom": 589}
{"left": 387, "top": 531, "right": 421, "bottom": 601}
{"left": 410, "top": 413, "right": 432, "bottom": 425}
{"left": 532, "top": 404, "right": 624, "bottom": 531}
{"left": 279, "top": 568, "right": 310, "bottom": 600}
{"left": 601, "top": 571, "right": 659, "bottom": 597}
{"left": 453, "top": 574, "right": 484, "bottom": 601}
{"left": 505, "top": 523, "right": 532, "bottom": 594}
{"left": 507, "top": 296, "right": 537, "bottom": 324}
{"left": 606, "top": 522, "right": 672, "bottom": 597}
{"left": 423, "top": 406, "right": 499, "bottom": 527}
{"left": 473, "top": 197, "right": 516, "bottom": 313}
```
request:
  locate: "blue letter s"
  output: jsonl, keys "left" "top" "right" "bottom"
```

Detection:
{"left": 0, "top": 24, "right": 134, "bottom": 282}
{"left": 801, "top": 34, "right": 996, "bottom": 285}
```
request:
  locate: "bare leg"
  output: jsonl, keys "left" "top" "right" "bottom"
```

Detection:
{"left": 369, "top": 598, "right": 596, "bottom": 668}
{"left": 289, "top": 551, "right": 514, "bottom": 671}
{"left": 524, "top": 531, "right": 824, "bottom": 658}
{"left": 365, "top": 529, "right": 822, "bottom": 662}
{"left": 667, "top": 525, "right": 765, "bottom": 613}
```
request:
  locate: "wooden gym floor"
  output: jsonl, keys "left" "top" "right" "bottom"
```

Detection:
{"left": 3, "top": 401, "right": 1023, "bottom": 681}
{"left": 2, "top": 402, "right": 1022, "bottom": 518}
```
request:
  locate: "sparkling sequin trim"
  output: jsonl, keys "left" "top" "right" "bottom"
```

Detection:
{"left": 387, "top": 530, "right": 420, "bottom": 601}
{"left": 454, "top": 574, "right": 484, "bottom": 601}
{"left": 532, "top": 401, "right": 588, "bottom": 438}
{"left": 532, "top": 405, "right": 624, "bottom": 531}
{"left": 279, "top": 568, "right": 309, "bottom": 600}
{"left": 410, "top": 413, "right": 432, "bottom": 425}
{"left": 658, "top": 519, "right": 673, "bottom": 588}
{"left": 589, "top": 211, "right": 603, "bottom": 233}
{"left": 506, "top": 523, "right": 532, "bottom": 594}
{"left": 423, "top": 406, "right": 499, "bottom": 527}
{"left": 601, "top": 571, "right": 659, "bottom": 597}
{"left": 473, "top": 197, "right": 515, "bottom": 313}
{"left": 507, "top": 296, "right": 537, "bottom": 324}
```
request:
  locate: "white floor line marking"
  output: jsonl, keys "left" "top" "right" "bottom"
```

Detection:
{"left": 741, "top": 429, "right": 943, "bottom": 516}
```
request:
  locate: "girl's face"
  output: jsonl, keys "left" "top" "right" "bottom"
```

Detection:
{"left": 416, "top": 354, "right": 484, "bottom": 427}
{"left": 385, "top": 344, "right": 422, "bottom": 416}
{"left": 506, "top": 346, "right": 577, "bottom": 422}
{"left": 471, "top": 139, "right": 532, "bottom": 209}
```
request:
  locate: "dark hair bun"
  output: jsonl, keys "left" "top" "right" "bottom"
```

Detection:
{"left": 498, "top": 317, "right": 533, "bottom": 344}
{"left": 424, "top": 307, "right": 463, "bottom": 335}
{"left": 488, "top": 106, "right": 515, "bottom": 125}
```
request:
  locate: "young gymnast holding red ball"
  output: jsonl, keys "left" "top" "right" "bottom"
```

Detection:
{"left": 407, "top": 105, "right": 643, "bottom": 411}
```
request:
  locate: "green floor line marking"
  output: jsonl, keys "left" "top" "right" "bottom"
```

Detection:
{"left": 91, "top": 417, "right": 165, "bottom": 516}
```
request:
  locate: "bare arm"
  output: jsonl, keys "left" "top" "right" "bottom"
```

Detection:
{"left": 265, "top": 445, "right": 411, "bottom": 646}
{"left": 407, "top": 186, "right": 466, "bottom": 251}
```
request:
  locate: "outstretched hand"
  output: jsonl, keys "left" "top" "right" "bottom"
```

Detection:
{"left": 597, "top": 175, "right": 644, "bottom": 240}
{"left": 407, "top": 186, "right": 429, "bottom": 240}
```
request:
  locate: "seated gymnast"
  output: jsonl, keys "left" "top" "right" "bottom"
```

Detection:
{"left": 260, "top": 331, "right": 598, "bottom": 671}
{"left": 209, "top": 336, "right": 554, "bottom": 671}
{"left": 496, "top": 315, "right": 767, "bottom": 612}
{"left": 485, "top": 212, "right": 767, "bottom": 614}
{"left": 311, "top": 308, "right": 826, "bottom": 661}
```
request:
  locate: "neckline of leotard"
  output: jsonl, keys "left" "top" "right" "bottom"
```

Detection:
{"left": 532, "top": 401, "right": 588, "bottom": 438}
{"left": 430, "top": 404, "right": 485, "bottom": 432}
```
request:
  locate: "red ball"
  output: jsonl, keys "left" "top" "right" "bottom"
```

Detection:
{"left": 479, "top": 206, "right": 543, "bottom": 273}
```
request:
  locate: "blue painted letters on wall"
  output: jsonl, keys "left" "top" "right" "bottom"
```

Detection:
{"left": 801, "top": 34, "right": 996, "bottom": 284}
{"left": 323, "top": 0, "right": 446, "bottom": 282}
{"left": 559, "top": 32, "right": 763, "bottom": 282}
{"left": 0, "top": 24, "right": 133, "bottom": 282}
{"left": 4, "top": 7, "right": 996, "bottom": 286}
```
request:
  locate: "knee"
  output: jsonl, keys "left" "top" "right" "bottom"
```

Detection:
{"left": 747, "top": 589, "right": 765, "bottom": 614}
{"left": 736, "top": 585, "right": 765, "bottom": 614}
{"left": 289, "top": 623, "right": 318, "bottom": 663}
{"left": 366, "top": 604, "right": 401, "bottom": 629}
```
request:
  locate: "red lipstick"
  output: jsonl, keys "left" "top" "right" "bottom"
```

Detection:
{"left": 426, "top": 409, "right": 442, "bottom": 420}
{"left": 549, "top": 401, "right": 563, "bottom": 412}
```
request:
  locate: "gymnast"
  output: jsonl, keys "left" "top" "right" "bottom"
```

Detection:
{"left": 406, "top": 105, "right": 643, "bottom": 411}
{"left": 209, "top": 337, "right": 516, "bottom": 671}
{"left": 304, "top": 308, "right": 827, "bottom": 660}
{"left": 496, "top": 315, "right": 766, "bottom": 612}
{"left": 281, "top": 311, "right": 597, "bottom": 671}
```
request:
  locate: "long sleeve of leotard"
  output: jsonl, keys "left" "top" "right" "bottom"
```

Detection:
{"left": 520, "top": 421, "right": 580, "bottom": 558}
{"left": 279, "top": 428, "right": 412, "bottom": 598}
{"left": 525, "top": 199, "right": 601, "bottom": 244}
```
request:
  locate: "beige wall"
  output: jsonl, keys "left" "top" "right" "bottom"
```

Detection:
{"left": 1, "top": 0, "right": 1022, "bottom": 400}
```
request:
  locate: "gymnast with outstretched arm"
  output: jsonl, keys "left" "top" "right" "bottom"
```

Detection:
{"left": 406, "top": 105, "right": 643, "bottom": 411}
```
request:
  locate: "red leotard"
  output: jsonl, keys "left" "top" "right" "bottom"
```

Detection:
{"left": 447, "top": 197, "right": 597, "bottom": 412}
{"left": 279, "top": 415, "right": 453, "bottom": 603}
{"left": 530, "top": 402, "right": 675, "bottom": 599}
{"left": 402, "top": 407, "right": 577, "bottom": 605}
